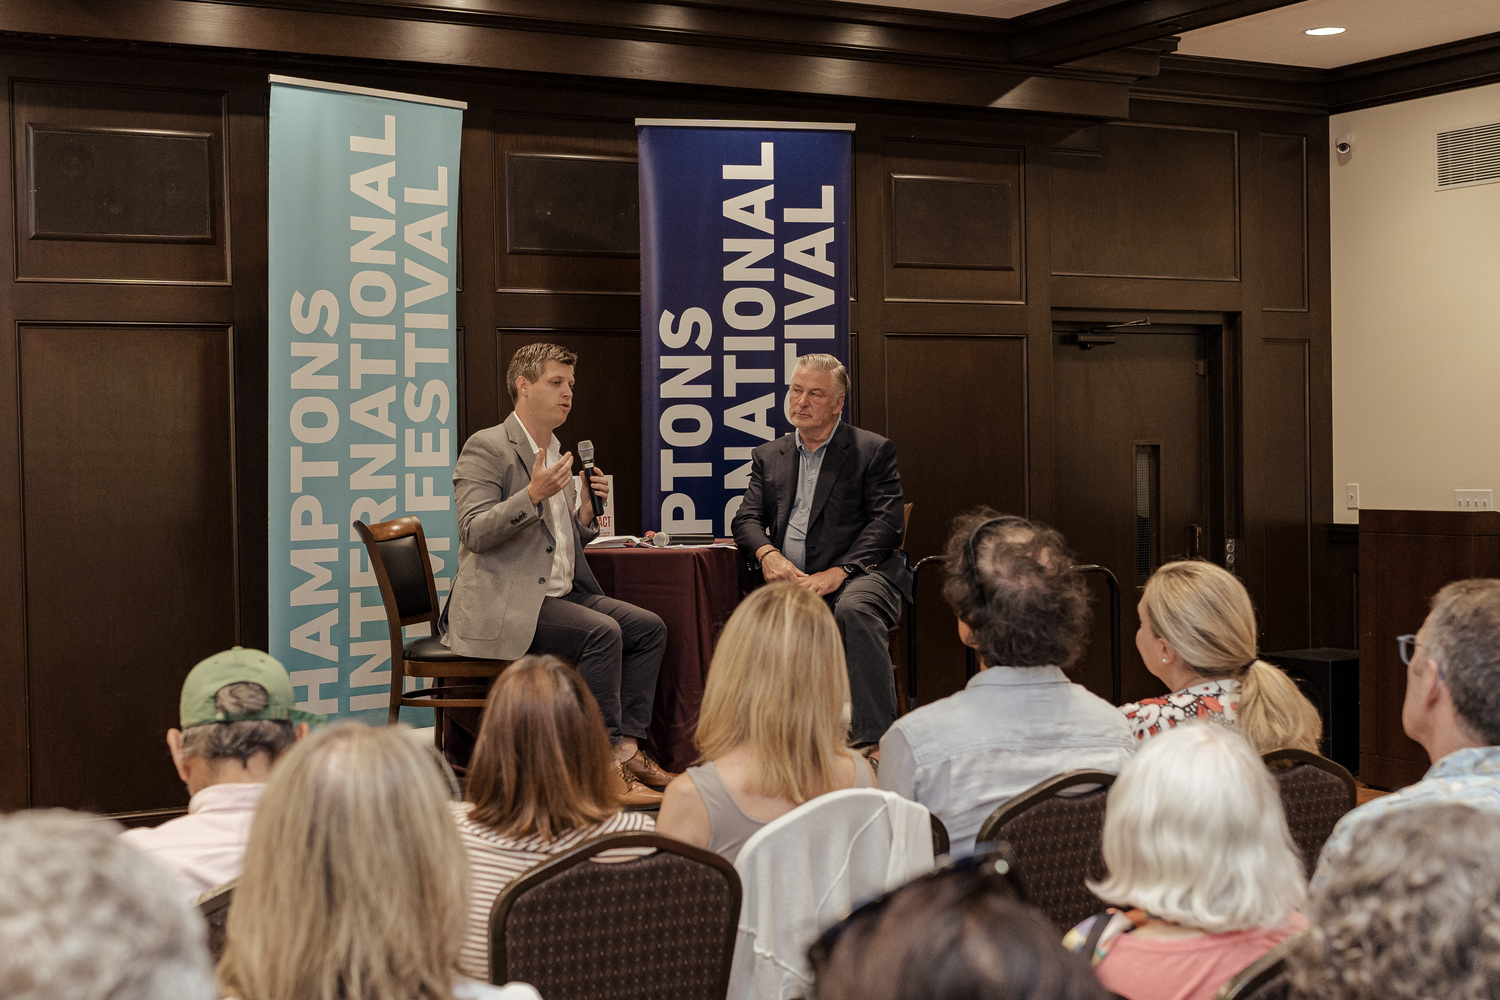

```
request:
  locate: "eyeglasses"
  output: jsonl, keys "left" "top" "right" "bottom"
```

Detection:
{"left": 807, "top": 846, "right": 1024, "bottom": 969}
{"left": 1397, "top": 633, "right": 1447, "bottom": 682}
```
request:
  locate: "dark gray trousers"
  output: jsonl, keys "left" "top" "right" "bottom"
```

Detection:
{"left": 830, "top": 572, "right": 903, "bottom": 745}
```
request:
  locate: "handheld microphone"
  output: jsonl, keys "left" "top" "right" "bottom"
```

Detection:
{"left": 577, "top": 440, "right": 605, "bottom": 518}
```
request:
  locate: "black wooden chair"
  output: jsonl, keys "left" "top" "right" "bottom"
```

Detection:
{"left": 353, "top": 516, "right": 509, "bottom": 749}
{"left": 974, "top": 770, "right": 1117, "bottom": 934}
{"left": 193, "top": 878, "right": 237, "bottom": 964}
{"left": 489, "top": 832, "right": 740, "bottom": 1000}
{"left": 1261, "top": 747, "right": 1356, "bottom": 876}
{"left": 1213, "top": 931, "right": 1305, "bottom": 1000}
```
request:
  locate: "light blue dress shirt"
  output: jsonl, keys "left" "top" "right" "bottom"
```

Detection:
{"left": 1312, "top": 744, "right": 1500, "bottom": 887}
{"left": 780, "top": 430, "right": 829, "bottom": 573}
{"left": 879, "top": 666, "right": 1137, "bottom": 856}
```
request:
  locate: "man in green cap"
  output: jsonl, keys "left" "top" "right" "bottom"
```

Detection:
{"left": 120, "top": 646, "right": 322, "bottom": 898}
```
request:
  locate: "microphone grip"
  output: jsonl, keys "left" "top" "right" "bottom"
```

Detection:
{"left": 582, "top": 463, "right": 605, "bottom": 517}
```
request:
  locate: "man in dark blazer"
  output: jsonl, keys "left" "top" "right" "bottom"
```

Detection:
{"left": 732, "top": 353, "right": 910, "bottom": 746}
{"left": 444, "top": 342, "right": 670, "bottom": 804}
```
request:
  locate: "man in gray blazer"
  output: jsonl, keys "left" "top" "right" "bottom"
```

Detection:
{"left": 444, "top": 342, "right": 671, "bottom": 803}
{"left": 732, "top": 353, "right": 909, "bottom": 748}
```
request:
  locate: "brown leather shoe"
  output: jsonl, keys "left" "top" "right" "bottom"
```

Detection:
{"left": 616, "top": 763, "right": 664, "bottom": 809}
{"left": 622, "top": 749, "right": 680, "bottom": 790}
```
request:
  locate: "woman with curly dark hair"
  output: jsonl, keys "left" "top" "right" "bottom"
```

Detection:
{"left": 879, "top": 509, "right": 1135, "bottom": 855}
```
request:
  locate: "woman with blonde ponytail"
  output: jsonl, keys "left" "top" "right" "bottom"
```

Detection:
{"left": 1121, "top": 561, "right": 1322, "bottom": 753}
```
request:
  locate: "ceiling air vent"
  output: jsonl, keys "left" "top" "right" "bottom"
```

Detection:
{"left": 1436, "top": 120, "right": 1500, "bottom": 190}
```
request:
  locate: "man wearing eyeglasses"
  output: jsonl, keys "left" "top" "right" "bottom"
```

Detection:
{"left": 1312, "top": 578, "right": 1500, "bottom": 885}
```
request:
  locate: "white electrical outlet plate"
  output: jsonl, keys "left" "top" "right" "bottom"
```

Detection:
{"left": 1346, "top": 484, "right": 1359, "bottom": 509}
{"left": 1456, "top": 489, "right": 1493, "bottom": 511}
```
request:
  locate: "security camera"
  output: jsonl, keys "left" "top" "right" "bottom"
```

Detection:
{"left": 1335, "top": 134, "right": 1353, "bottom": 155}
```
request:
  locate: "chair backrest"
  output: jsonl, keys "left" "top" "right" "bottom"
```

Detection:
{"left": 1260, "top": 748, "right": 1356, "bottom": 877}
{"left": 974, "top": 770, "right": 1117, "bottom": 934}
{"left": 490, "top": 833, "right": 740, "bottom": 1000}
{"left": 353, "top": 516, "right": 440, "bottom": 630}
{"left": 193, "top": 878, "right": 236, "bottom": 964}
{"left": 732, "top": 788, "right": 935, "bottom": 1000}
{"left": 1214, "top": 931, "right": 1305, "bottom": 1000}
{"left": 930, "top": 811, "right": 950, "bottom": 857}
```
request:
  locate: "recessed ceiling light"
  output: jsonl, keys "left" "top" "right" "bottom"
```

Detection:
{"left": 1305, "top": 26, "right": 1346, "bottom": 36}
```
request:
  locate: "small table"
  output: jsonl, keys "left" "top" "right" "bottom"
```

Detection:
{"left": 584, "top": 544, "right": 746, "bottom": 772}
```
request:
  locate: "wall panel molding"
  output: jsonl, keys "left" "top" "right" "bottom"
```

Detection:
{"left": 11, "top": 80, "right": 229, "bottom": 284}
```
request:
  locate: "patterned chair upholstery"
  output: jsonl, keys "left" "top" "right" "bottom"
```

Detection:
{"left": 974, "top": 770, "right": 1117, "bottom": 934}
{"left": 1261, "top": 748, "right": 1356, "bottom": 876}
{"left": 1214, "top": 931, "right": 1305, "bottom": 1000}
{"left": 489, "top": 833, "right": 740, "bottom": 1000}
{"left": 193, "top": 878, "right": 236, "bottom": 964}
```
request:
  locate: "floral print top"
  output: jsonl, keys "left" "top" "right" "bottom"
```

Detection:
{"left": 1119, "top": 678, "right": 1241, "bottom": 741}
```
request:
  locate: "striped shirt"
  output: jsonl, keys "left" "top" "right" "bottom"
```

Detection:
{"left": 452, "top": 801, "right": 655, "bottom": 981}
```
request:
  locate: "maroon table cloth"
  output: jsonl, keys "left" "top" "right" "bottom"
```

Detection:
{"left": 584, "top": 544, "right": 744, "bottom": 772}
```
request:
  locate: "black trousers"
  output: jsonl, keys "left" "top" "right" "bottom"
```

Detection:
{"left": 443, "top": 587, "right": 666, "bottom": 766}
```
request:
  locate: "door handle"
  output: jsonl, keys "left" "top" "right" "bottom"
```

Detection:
{"left": 1186, "top": 523, "right": 1203, "bottom": 559}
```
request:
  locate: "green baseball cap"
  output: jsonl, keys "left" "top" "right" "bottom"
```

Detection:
{"left": 179, "top": 646, "right": 326, "bottom": 729}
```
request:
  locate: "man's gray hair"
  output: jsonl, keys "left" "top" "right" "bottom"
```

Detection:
{"left": 0, "top": 810, "right": 215, "bottom": 1000}
{"left": 506, "top": 341, "right": 578, "bottom": 404}
{"left": 794, "top": 353, "right": 850, "bottom": 400}
{"left": 179, "top": 682, "right": 297, "bottom": 766}
{"left": 1291, "top": 802, "right": 1500, "bottom": 1000}
{"left": 1424, "top": 578, "right": 1500, "bottom": 745}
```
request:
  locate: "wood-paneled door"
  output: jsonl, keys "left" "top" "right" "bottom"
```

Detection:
{"left": 1050, "top": 318, "right": 1225, "bottom": 706}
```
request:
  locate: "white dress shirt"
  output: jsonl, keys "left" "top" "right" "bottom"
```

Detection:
{"left": 119, "top": 781, "right": 265, "bottom": 898}
{"left": 515, "top": 421, "right": 576, "bottom": 598}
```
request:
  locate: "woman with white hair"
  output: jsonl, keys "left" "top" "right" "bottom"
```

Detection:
{"left": 217, "top": 722, "right": 539, "bottom": 1000}
{"left": 1064, "top": 723, "right": 1307, "bottom": 1000}
{"left": 1122, "top": 560, "right": 1322, "bottom": 754}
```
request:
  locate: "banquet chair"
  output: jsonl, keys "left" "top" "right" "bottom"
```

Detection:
{"left": 1260, "top": 747, "right": 1356, "bottom": 876}
{"left": 354, "top": 516, "right": 509, "bottom": 749}
{"left": 1213, "top": 931, "right": 1305, "bottom": 1000}
{"left": 974, "top": 769, "right": 1117, "bottom": 933}
{"left": 489, "top": 833, "right": 740, "bottom": 1000}
{"left": 193, "top": 878, "right": 237, "bottom": 964}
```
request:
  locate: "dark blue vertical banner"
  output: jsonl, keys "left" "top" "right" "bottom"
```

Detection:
{"left": 638, "top": 121, "right": 853, "bottom": 536}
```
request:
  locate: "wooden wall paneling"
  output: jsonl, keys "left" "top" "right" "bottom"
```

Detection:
{"left": 227, "top": 69, "right": 268, "bottom": 650}
{"left": 880, "top": 138, "right": 1024, "bottom": 305}
{"left": 460, "top": 115, "right": 501, "bottom": 444}
{"left": 0, "top": 55, "right": 25, "bottom": 807}
{"left": 492, "top": 112, "right": 639, "bottom": 296}
{"left": 1259, "top": 133, "right": 1308, "bottom": 312}
{"left": 19, "top": 324, "right": 237, "bottom": 813}
{"left": 885, "top": 334, "right": 1029, "bottom": 703}
{"left": 496, "top": 329, "right": 644, "bottom": 535}
{"left": 1049, "top": 122, "right": 1239, "bottom": 281}
{"left": 11, "top": 80, "right": 229, "bottom": 285}
{"left": 1357, "top": 511, "right": 1500, "bottom": 788}
{"left": 1257, "top": 337, "right": 1314, "bottom": 651}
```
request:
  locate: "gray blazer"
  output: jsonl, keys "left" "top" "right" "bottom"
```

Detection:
{"left": 445, "top": 411, "right": 601, "bottom": 659}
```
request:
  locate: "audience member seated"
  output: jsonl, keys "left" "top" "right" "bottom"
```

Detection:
{"left": 808, "top": 850, "right": 1112, "bottom": 1000}
{"left": 216, "top": 722, "right": 540, "bottom": 1000}
{"left": 1313, "top": 578, "right": 1500, "bottom": 885}
{"left": 121, "top": 646, "right": 321, "bottom": 897}
{"left": 1065, "top": 723, "right": 1307, "bottom": 1000}
{"left": 1290, "top": 802, "right": 1500, "bottom": 1000}
{"left": 453, "top": 654, "right": 655, "bottom": 981}
{"left": 878, "top": 510, "right": 1135, "bottom": 854}
{"left": 657, "top": 583, "right": 876, "bottom": 864}
{"left": 0, "top": 809, "right": 216, "bottom": 1000}
{"left": 1121, "top": 560, "right": 1322, "bottom": 753}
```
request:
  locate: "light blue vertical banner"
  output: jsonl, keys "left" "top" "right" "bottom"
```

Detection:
{"left": 268, "top": 77, "right": 465, "bottom": 723}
